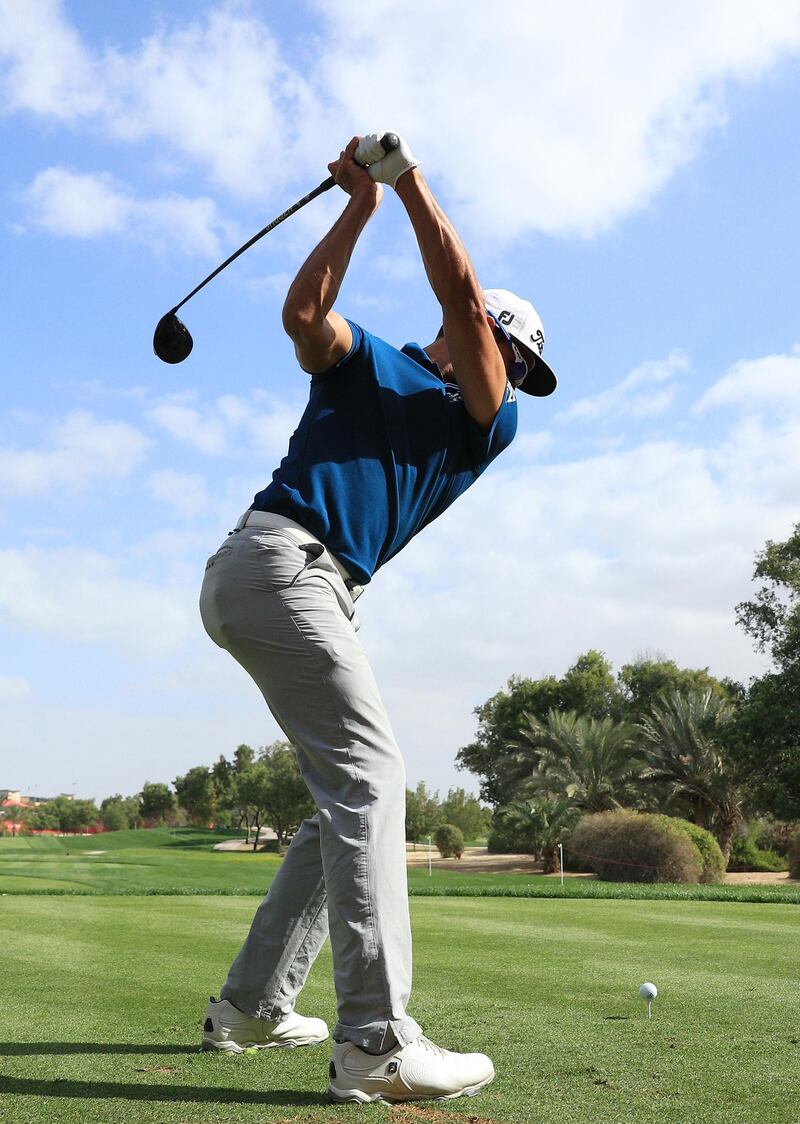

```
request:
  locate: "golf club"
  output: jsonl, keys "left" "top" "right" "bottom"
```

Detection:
{"left": 153, "top": 133, "right": 400, "bottom": 363}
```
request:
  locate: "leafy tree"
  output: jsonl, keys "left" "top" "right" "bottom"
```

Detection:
{"left": 257, "top": 742, "right": 315, "bottom": 847}
{"left": 173, "top": 767, "right": 217, "bottom": 826}
{"left": 619, "top": 656, "right": 729, "bottom": 720}
{"left": 560, "top": 650, "right": 621, "bottom": 720}
{"left": 59, "top": 797, "right": 99, "bottom": 831}
{"left": 639, "top": 690, "right": 745, "bottom": 862}
{"left": 505, "top": 710, "right": 643, "bottom": 813}
{"left": 26, "top": 796, "right": 99, "bottom": 832}
{"left": 457, "top": 676, "right": 560, "bottom": 804}
{"left": 234, "top": 744, "right": 255, "bottom": 773}
{"left": 725, "top": 524, "right": 800, "bottom": 819}
{"left": 139, "top": 781, "right": 176, "bottom": 825}
{"left": 457, "top": 653, "right": 622, "bottom": 804}
{"left": 99, "top": 794, "right": 141, "bottom": 831}
{"left": 212, "top": 755, "right": 237, "bottom": 829}
{"left": 25, "top": 802, "right": 60, "bottom": 831}
{"left": 405, "top": 781, "right": 441, "bottom": 846}
{"left": 235, "top": 763, "right": 271, "bottom": 848}
{"left": 439, "top": 787, "right": 490, "bottom": 841}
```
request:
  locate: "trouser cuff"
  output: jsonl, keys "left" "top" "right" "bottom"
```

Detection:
{"left": 333, "top": 1015, "right": 423, "bottom": 1052}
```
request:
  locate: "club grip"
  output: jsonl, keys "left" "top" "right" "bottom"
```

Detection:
{"left": 379, "top": 132, "right": 400, "bottom": 154}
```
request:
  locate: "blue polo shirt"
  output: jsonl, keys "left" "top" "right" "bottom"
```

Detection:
{"left": 252, "top": 321, "right": 517, "bottom": 584}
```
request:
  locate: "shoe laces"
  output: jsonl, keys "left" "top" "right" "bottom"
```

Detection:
{"left": 416, "top": 1035, "right": 447, "bottom": 1058}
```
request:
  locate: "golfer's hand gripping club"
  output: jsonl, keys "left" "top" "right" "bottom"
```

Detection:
{"left": 355, "top": 132, "right": 419, "bottom": 189}
{"left": 153, "top": 132, "right": 402, "bottom": 364}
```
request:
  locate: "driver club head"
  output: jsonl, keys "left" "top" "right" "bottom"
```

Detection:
{"left": 153, "top": 311, "right": 193, "bottom": 364}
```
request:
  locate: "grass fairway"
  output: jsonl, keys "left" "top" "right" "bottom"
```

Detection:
{"left": 0, "top": 829, "right": 284, "bottom": 894}
{"left": 1, "top": 894, "right": 798, "bottom": 1124}
{"left": 2, "top": 830, "right": 798, "bottom": 903}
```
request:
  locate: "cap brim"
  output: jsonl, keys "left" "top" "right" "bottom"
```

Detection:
{"left": 517, "top": 355, "right": 557, "bottom": 397}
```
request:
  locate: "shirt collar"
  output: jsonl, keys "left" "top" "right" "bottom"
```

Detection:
{"left": 401, "top": 341, "right": 443, "bottom": 379}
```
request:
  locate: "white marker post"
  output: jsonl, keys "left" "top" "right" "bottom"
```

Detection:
{"left": 428, "top": 835, "right": 432, "bottom": 876}
{"left": 558, "top": 842, "right": 564, "bottom": 886}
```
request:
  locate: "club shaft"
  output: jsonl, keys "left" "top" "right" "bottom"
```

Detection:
{"left": 171, "top": 176, "right": 336, "bottom": 315}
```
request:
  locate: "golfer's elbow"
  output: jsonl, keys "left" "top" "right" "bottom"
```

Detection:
{"left": 282, "top": 296, "right": 323, "bottom": 342}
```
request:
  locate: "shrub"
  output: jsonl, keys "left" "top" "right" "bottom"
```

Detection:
{"left": 568, "top": 810, "right": 725, "bottom": 884}
{"left": 433, "top": 823, "right": 464, "bottom": 859}
{"left": 789, "top": 832, "right": 800, "bottom": 880}
{"left": 755, "top": 819, "right": 799, "bottom": 857}
{"left": 657, "top": 817, "right": 727, "bottom": 883}
{"left": 727, "top": 834, "right": 787, "bottom": 873}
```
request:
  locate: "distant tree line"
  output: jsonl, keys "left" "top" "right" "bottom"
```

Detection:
{"left": 175, "top": 741, "right": 315, "bottom": 848}
{"left": 8, "top": 741, "right": 315, "bottom": 850}
{"left": 405, "top": 784, "right": 491, "bottom": 850}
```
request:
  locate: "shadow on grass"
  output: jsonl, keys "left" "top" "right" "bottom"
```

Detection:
{"left": 0, "top": 1075, "right": 324, "bottom": 1106}
{"left": 0, "top": 1042, "right": 200, "bottom": 1056}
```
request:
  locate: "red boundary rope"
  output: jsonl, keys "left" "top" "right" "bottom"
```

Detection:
{"left": 566, "top": 846, "right": 669, "bottom": 873}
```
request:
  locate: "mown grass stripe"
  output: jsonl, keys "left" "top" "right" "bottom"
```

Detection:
{"left": 2, "top": 881, "right": 799, "bottom": 903}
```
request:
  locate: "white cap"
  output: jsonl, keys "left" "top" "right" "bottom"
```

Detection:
{"left": 484, "top": 288, "right": 557, "bottom": 397}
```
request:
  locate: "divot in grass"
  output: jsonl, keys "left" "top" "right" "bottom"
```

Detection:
{"left": 388, "top": 1107, "right": 502, "bottom": 1124}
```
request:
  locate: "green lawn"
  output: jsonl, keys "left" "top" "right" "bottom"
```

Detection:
{"left": 1, "top": 893, "right": 798, "bottom": 1123}
{"left": 0, "top": 829, "right": 284, "bottom": 894}
{"left": 2, "top": 829, "right": 799, "bottom": 904}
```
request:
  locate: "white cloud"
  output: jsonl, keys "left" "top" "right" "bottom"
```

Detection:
{"left": 149, "top": 401, "right": 230, "bottom": 456}
{"left": 0, "top": 0, "right": 98, "bottom": 117}
{"left": 24, "top": 167, "right": 232, "bottom": 256}
{"left": 7, "top": 3, "right": 800, "bottom": 239}
{"left": 149, "top": 389, "right": 308, "bottom": 460}
{"left": 101, "top": 8, "right": 334, "bottom": 199}
{"left": 0, "top": 674, "right": 32, "bottom": 700}
{"left": 318, "top": 0, "right": 800, "bottom": 238}
{"left": 148, "top": 468, "right": 210, "bottom": 515}
{"left": 558, "top": 351, "right": 689, "bottom": 423}
{"left": 0, "top": 411, "right": 150, "bottom": 496}
{"left": 0, "top": 547, "right": 196, "bottom": 658}
{"left": 25, "top": 167, "right": 131, "bottom": 235}
{"left": 694, "top": 351, "right": 800, "bottom": 413}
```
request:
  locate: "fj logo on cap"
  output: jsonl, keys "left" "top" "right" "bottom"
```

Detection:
{"left": 498, "top": 310, "right": 515, "bottom": 327}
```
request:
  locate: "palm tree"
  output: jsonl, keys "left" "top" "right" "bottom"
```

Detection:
{"left": 638, "top": 690, "right": 745, "bottom": 861}
{"left": 497, "top": 797, "right": 581, "bottom": 873}
{"left": 502, "top": 709, "right": 644, "bottom": 813}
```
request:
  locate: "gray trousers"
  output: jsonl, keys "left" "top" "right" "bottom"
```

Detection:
{"left": 199, "top": 525, "right": 422, "bottom": 1051}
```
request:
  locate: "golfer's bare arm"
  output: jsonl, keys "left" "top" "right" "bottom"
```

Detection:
{"left": 394, "top": 170, "right": 506, "bottom": 430}
{"left": 282, "top": 138, "right": 383, "bottom": 374}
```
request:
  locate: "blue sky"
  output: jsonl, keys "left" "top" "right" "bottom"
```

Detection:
{"left": 2, "top": 1, "right": 800, "bottom": 803}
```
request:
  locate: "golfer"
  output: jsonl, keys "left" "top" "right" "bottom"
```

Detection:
{"left": 198, "top": 133, "right": 556, "bottom": 1104}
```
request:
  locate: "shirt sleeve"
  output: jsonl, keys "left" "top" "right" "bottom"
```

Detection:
{"left": 309, "top": 320, "right": 364, "bottom": 382}
{"left": 464, "top": 380, "right": 519, "bottom": 468}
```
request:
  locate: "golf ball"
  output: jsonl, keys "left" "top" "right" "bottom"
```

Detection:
{"left": 639, "top": 982, "right": 658, "bottom": 1000}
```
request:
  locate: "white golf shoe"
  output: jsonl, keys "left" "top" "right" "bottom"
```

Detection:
{"left": 201, "top": 996, "right": 328, "bottom": 1053}
{"left": 327, "top": 1035, "right": 495, "bottom": 1103}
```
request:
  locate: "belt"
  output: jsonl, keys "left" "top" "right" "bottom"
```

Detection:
{"left": 234, "top": 509, "right": 359, "bottom": 591}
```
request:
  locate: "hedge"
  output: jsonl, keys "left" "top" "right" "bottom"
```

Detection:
{"left": 568, "top": 810, "right": 725, "bottom": 884}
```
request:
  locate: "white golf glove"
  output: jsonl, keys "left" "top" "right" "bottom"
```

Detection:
{"left": 354, "top": 132, "right": 420, "bottom": 189}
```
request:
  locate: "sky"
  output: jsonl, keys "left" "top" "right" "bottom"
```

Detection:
{"left": 2, "top": 0, "right": 800, "bottom": 804}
